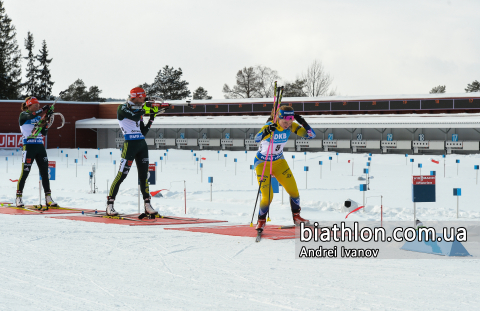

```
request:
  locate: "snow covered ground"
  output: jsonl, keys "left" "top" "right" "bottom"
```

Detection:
{"left": 1, "top": 147, "right": 480, "bottom": 310}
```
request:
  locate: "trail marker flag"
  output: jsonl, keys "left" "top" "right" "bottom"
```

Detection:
{"left": 40, "top": 161, "right": 56, "bottom": 180}
{"left": 271, "top": 177, "right": 279, "bottom": 193}
{"left": 453, "top": 188, "right": 461, "bottom": 218}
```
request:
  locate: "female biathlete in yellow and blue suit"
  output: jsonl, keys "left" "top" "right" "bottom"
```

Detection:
{"left": 254, "top": 105, "right": 316, "bottom": 230}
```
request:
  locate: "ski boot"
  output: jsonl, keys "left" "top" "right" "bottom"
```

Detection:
{"left": 16, "top": 191, "right": 24, "bottom": 208}
{"left": 293, "top": 212, "right": 310, "bottom": 226}
{"left": 45, "top": 192, "right": 58, "bottom": 208}
{"left": 256, "top": 219, "right": 266, "bottom": 232}
{"left": 255, "top": 216, "right": 267, "bottom": 242}
{"left": 106, "top": 196, "right": 118, "bottom": 216}
{"left": 144, "top": 199, "right": 158, "bottom": 216}
{"left": 138, "top": 198, "right": 158, "bottom": 219}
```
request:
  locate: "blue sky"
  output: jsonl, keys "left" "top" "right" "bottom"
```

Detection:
{"left": 4, "top": 0, "right": 479, "bottom": 99}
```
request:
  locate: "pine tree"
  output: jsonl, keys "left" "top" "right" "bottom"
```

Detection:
{"left": 149, "top": 65, "right": 191, "bottom": 100}
{"left": 429, "top": 85, "right": 446, "bottom": 94}
{"left": 193, "top": 86, "right": 212, "bottom": 99}
{"left": 61, "top": 79, "right": 87, "bottom": 101}
{"left": 222, "top": 67, "right": 261, "bottom": 98}
{"left": 87, "top": 85, "right": 106, "bottom": 102}
{"left": 36, "top": 40, "right": 54, "bottom": 100}
{"left": 284, "top": 79, "right": 307, "bottom": 97}
{"left": 465, "top": 80, "right": 480, "bottom": 93}
{"left": 23, "top": 31, "right": 39, "bottom": 97}
{"left": 0, "top": 1, "right": 22, "bottom": 99}
{"left": 61, "top": 79, "right": 105, "bottom": 102}
{"left": 222, "top": 66, "right": 280, "bottom": 99}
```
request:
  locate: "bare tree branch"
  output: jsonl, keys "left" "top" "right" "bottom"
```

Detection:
{"left": 256, "top": 65, "right": 280, "bottom": 98}
{"left": 302, "top": 60, "right": 334, "bottom": 97}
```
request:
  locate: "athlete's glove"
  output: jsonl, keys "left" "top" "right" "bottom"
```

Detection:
{"left": 144, "top": 105, "right": 160, "bottom": 121}
{"left": 294, "top": 114, "right": 315, "bottom": 138}
{"left": 41, "top": 105, "right": 50, "bottom": 112}
{"left": 262, "top": 124, "right": 277, "bottom": 136}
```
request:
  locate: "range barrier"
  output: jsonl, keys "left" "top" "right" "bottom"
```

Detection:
{"left": 109, "top": 137, "right": 480, "bottom": 154}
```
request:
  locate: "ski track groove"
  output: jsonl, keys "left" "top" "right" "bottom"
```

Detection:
{"left": 0, "top": 287, "right": 65, "bottom": 311}
{"left": 70, "top": 271, "right": 115, "bottom": 298}
{"left": 34, "top": 283, "right": 128, "bottom": 310}
{"left": 231, "top": 243, "right": 252, "bottom": 258}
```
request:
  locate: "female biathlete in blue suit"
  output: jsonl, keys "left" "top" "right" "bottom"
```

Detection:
{"left": 254, "top": 106, "right": 316, "bottom": 230}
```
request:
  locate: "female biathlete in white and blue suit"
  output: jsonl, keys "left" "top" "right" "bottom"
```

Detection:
{"left": 254, "top": 106, "right": 316, "bottom": 230}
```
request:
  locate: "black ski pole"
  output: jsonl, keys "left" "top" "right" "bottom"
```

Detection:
{"left": 250, "top": 179, "right": 263, "bottom": 226}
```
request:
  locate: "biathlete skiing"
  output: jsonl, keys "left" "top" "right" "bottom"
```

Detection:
{"left": 16, "top": 97, "right": 58, "bottom": 207}
{"left": 106, "top": 87, "right": 162, "bottom": 216}
{"left": 254, "top": 105, "right": 316, "bottom": 231}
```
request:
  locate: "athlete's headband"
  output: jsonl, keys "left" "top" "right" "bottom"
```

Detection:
{"left": 278, "top": 109, "right": 295, "bottom": 121}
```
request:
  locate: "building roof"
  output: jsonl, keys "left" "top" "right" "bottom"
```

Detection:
{"left": 76, "top": 112, "right": 480, "bottom": 129}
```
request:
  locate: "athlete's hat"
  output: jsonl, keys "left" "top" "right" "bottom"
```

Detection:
{"left": 26, "top": 97, "right": 39, "bottom": 106}
{"left": 130, "top": 87, "right": 146, "bottom": 98}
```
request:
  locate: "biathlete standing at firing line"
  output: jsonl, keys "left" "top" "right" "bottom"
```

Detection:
{"left": 106, "top": 87, "right": 163, "bottom": 216}
{"left": 254, "top": 106, "right": 316, "bottom": 231}
{"left": 16, "top": 97, "right": 58, "bottom": 207}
